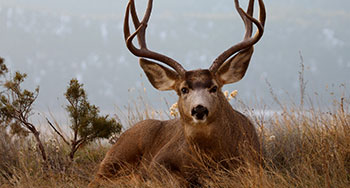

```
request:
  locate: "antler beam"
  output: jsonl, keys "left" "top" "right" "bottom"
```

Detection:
{"left": 124, "top": 0, "right": 186, "bottom": 76}
{"left": 209, "top": 0, "right": 266, "bottom": 73}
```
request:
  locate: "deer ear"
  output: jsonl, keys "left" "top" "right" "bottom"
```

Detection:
{"left": 139, "top": 58, "right": 179, "bottom": 91}
{"left": 216, "top": 47, "right": 254, "bottom": 85}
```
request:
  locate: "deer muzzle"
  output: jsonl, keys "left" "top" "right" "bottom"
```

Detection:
{"left": 191, "top": 105, "right": 209, "bottom": 121}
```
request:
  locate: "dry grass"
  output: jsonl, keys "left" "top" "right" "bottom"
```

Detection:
{"left": 1, "top": 93, "right": 349, "bottom": 188}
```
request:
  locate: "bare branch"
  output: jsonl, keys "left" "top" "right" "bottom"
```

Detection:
{"left": 46, "top": 118, "right": 70, "bottom": 146}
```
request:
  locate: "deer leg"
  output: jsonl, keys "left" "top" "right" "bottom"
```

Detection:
{"left": 88, "top": 136, "right": 142, "bottom": 187}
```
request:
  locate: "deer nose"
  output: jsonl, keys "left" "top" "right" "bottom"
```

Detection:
{"left": 191, "top": 105, "right": 209, "bottom": 120}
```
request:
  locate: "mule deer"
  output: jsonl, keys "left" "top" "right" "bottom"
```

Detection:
{"left": 89, "top": 0, "right": 265, "bottom": 186}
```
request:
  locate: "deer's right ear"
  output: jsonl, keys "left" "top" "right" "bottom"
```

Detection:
{"left": 140, "top": 58, "right": 179, "bottom": 91}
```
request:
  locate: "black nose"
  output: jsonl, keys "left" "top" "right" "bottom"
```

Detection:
{"left": 191, "top": 105, "right": 209, "bottom": 120}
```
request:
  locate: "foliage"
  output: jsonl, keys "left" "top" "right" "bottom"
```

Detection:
{"left": 0, "top": 58, "right": 47, "bottom": 161}
{"left": 61, "top": 79, "right": 122, "bottom": 160}
{"left": 0, "top": 57, "right": 121, "bottom": 164}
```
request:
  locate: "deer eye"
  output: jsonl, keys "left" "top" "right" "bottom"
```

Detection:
{"left": 209, "top": 86, "right": 218, "bottom": 93}
{"left": 181, "top": 87, "right": 189, "bottom": 94}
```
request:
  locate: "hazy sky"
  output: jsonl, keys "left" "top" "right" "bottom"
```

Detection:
{"left": 0, "top": 0, "right": 349, "bottom": 123}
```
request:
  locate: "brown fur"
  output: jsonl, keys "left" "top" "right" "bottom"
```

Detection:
{"left": 89, "top": 68, "right": 261, "bottom": 187}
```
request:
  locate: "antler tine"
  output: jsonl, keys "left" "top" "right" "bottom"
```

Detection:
{"left": 258, "top": 0, "right": 266, "bottom": 27}
{"left": 244, "top": 0, "right": 254, "bottom": 39}
{"left": 209, "top": 0, "right": 266, "bottom": 73}
{"left": 129, "top": 0, "right": 150, "bottom": 49}
{"left": 124, "top": 0, "right": 186, "bottom": 76}
{"left": 129, "top": 1, "right": 140, "bottom": 30}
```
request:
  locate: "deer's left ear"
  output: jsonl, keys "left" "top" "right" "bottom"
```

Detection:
{"left": 216, "top": 47, "right": 254, "bottom": 85}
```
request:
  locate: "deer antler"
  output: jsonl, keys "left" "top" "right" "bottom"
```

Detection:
{"left": 209, "top": 0, "right": 266, "bottom": 73}
{"left": 124, "top": 0, "right": 186, "bottom": 76}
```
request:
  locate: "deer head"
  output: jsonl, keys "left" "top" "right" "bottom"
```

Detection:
{"left": 124, "top": 0, "right": 265, "bottom": 126}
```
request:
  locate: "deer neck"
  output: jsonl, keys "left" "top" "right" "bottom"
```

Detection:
{"left": 181, "top": 96, "right": 233, "bottom": 151}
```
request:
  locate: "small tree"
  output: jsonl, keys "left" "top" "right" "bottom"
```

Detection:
{"left": 49, "top": 79, "right": 121, "bottom": 160}
{"left": 0, "top": 57, "right": 47, "bottom": 161}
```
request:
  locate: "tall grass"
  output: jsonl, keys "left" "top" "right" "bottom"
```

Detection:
{"left": 1, "top": 87, "right": 349, "bottom": 187}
